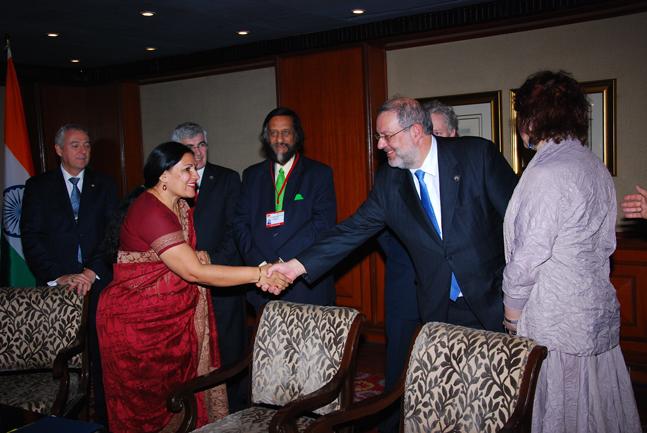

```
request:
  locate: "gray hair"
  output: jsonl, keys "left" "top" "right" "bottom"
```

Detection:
{"left": 171, "top": 122, "right": 208, "bottom": 143}
{"left": 54, "top": 124, "right": 90, "bottom": 146}
{"left": 378, "top": 96, "right": 433, "bottom": 135}
{"left": 423, "top": 99, "right": 458, "bottom": 133}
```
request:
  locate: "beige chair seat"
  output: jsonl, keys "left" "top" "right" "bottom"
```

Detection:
{"left": 0, "top": 371, "right": 82, "bottom": 414}
{"left": 192, "top": 406, "right": 314, "bottom": 433}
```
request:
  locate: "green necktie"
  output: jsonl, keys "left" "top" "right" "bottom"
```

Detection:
{"left": 275, "top": 167, "right": 286, "bottom": 211}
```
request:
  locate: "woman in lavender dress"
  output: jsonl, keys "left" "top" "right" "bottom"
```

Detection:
{"left": 502, "top": 70, "right": 641, "bottom": 433}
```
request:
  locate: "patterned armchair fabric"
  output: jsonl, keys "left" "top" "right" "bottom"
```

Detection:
{"left": 303, "top": 322, "right": 546, "bottom": 433}
{"left": 0, "top": 286, "right": 88, "bottom": 416}
{"left": 251, "top": 301, "right": 360, "bottom": 415}
{"left": 171, "top": 301, "right": 364, "bottom": 433}
{"left": 402, "top": 322, "right": 542, "bottom": 433}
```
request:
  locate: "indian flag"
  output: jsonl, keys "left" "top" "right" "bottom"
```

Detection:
{"left": 1, "top": 42, "right": 36, "bottom": 286}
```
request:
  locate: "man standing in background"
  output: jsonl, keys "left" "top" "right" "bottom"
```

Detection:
{"left": 171, "top": 122, "right": 247, "bottom": 412}
{"left": 234, "top": 107, "right": 337, "bottom": 309}
{"left": 423, "top": 99, "right": 459, "bottom": 138}
{"left": 20, "top": 123, "right": 118, "bottom": 427}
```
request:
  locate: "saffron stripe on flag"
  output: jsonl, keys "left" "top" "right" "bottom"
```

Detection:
{"left": 2, "top": 40, "right": 36, "bottom": 286}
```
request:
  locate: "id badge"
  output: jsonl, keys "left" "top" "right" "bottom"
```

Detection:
{"left": 266, "top": 210, "right": 285, "bottom": 228}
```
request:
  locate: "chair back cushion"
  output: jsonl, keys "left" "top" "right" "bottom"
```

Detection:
{"left": 403, "top": 322, "right": 538, "bottom": 433}
{"left": 251, "top": 301, "right": 359, "bottom": 415}
{"left": 0, "top": 286, "right": 84, "bottom": 370}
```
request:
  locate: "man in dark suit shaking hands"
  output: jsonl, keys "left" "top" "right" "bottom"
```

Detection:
{"left": 20, "top": 123, "right": 118, "bottom": 427}
{"left": 271, "top": 97, "right": 517, "bottom": 332}
{"left": 171, "top": 122, "right": 246, "bottom": 411}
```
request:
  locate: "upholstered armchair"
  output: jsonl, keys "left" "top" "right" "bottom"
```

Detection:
{"left": 168, "top": 300, "right": 365, "bottom": 433}
{"left": 305, "top": 322, "right": 547, "bottom": 433}
{"left": 0, "top": 286, "right": 89, "bottom": 418}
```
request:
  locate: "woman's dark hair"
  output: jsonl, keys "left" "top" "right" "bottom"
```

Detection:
{"left": 143, "top": 141, "right": 193, "bottom": 187}
{"left": 260, "top": 107, "right": 305, "bottom": 159}
{"left": 102, "top": 141, "right": 192, "bottom": 262}
{"left": 515, "top": 70, "right": 590, "bottom": 145}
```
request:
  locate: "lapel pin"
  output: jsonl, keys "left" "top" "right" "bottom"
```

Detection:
{"left": 209, "top": 175, "right": 214, "bottom": 180}
{"left": 91, "top": 184, "right": 95, "bottom": 188}
{"left": 453, "top": 175, "right": 460, "bottom": 182}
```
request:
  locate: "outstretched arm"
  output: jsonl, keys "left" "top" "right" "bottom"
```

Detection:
{"left": 268, "top": 259, "right": 306, "bottom": 282}
{"left": 160, "top": 243, "right": 290, "bottom": 294}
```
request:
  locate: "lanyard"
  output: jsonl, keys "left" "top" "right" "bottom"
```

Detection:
{"left": 271, "top": 153, "right": 299, "bottom": 206}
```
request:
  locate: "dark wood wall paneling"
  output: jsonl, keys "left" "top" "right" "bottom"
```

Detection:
{"left": 276, "top": 45, "right": 388, "bottom": 336}
{"left": 613, "top": 237, "right": 647, "bottom": 383}
{"left": 31, "top": 82, "right": 143, "bottom": 197}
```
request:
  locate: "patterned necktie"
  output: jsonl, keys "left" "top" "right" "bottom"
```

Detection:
{"left": 414, "top": 170, "right": 461, "bottom": 301}
{"left": 69, "top": 177, "right": 82, "bottom": 263}
{"left": 275, "top": 167, "right": 286, "bottom": 211}
{"left": 69, "top": 177, "right": 81, "bottom": 220}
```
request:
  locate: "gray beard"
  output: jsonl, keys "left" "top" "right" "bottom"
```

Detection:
{"left": 273, "top": 147, "right": 296, "bottom": 165}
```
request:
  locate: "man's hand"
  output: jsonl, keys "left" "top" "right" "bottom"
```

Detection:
{"left": 256, "top": 263, "right": 291, "bottom": 295}
{"left": 57, "top": 272, "right": 92, "bottom": 296}
{"left": 196, "top": 250, "right": 211, "bottom": 265}
{"left": 621, "top": 185, "right": 647, "bottom": 220}
{"left": 268, "top": 259, "right": 306, "bottom": 282}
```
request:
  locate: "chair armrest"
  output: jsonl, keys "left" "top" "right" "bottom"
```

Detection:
{"left": 270, "top": 311, "right": 366, "bottom": 433}
{"left": 52, "top": 339, "right": 85, "bottom": 378}
{"left": 51, "top": 292, "right": 89, "bottom": 416}
{"left": 302, "top": 386, "right": 403, "bottom": 433}
{"left": 167, "top": 349, "right": 253, "bottom": 433}
{"left": 269, "top": 369, "right": 346, "bottom": 433}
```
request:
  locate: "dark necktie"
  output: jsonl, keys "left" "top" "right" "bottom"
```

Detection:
{"left": 414, "top": 170, "right": 461, "bottom": 301}
{"left": 69, "top": 177, "right": 82, "bottom": 263}
{"left": 69, "top": 177, "right": 81, "bottom": 220}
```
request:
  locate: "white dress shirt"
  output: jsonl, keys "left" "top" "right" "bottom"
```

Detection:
{"left": 409, "top": 136, "right": 443, "bottom": 235}
{"left": 61, "top": 165, "right": 85, "bottom": 197}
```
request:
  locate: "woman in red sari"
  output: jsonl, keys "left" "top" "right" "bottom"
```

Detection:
{"left": 97, "top": 142, "right": 289, "bottom": 433}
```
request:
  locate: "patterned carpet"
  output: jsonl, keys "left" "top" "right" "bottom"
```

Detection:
{"left": 353, "top": 371, "right": 385, "bottom": 401}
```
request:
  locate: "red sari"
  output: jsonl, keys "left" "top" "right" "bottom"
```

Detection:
{"left": 97, "top": 192, "right": 227, "bottom": 433}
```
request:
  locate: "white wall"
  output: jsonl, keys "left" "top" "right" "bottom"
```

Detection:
{"left": 387, "top": 12, "right": 647, "bottom": 224}
{"left": 140, "top": 66, "right": 276, "bottom": 174}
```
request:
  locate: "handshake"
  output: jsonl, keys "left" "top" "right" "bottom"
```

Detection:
{"left": 255, "top": 259, "right": 307, "bottom": 296}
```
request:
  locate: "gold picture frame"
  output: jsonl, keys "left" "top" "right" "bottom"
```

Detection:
{"left": 419, "top": 91, "right": 503, "bottom": 153}
{"left": 510, "top": 79, "right": 616, "bottom": 175}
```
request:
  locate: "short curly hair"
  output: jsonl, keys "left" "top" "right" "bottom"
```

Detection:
{"left": 514, "top": 70, "right": 590, "bottom": 145}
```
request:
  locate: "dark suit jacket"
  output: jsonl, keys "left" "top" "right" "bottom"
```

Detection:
{"left": 234, "top": 154, "right": 337, "bottom": 308}
{"left": 299, "top": 137, "right": 518, "bottom": 331}
{"left": 192, "top": 162, "right": 245, "bottom": 368}
{"left": 193, "top": 163, "right": 241, "bottom": 266}
{"left": 20, "top": 167, "right": 118, "bottom": 285}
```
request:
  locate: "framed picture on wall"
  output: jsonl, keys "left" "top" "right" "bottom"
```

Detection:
{"left": 418, "top": 91, "right": 503, "bottom": 152}
{"left": 509, "top": 79, "right": 616, "bottom": 175}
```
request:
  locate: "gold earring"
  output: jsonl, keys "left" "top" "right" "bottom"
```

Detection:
{"left": 162, "top": 184, "right": 167, "bottom": 191}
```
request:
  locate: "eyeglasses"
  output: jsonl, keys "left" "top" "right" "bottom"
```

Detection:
{"left": 186, "top": 142, "right": 207, "bottom": 151}
{"left": 269, "top": 129, "right": 294, "bottom": 139}
{"left": 374, "top": 125, "right": 413, "bottom": 142}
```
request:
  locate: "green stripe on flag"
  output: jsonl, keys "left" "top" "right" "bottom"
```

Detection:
{"left": 1, "top": 236, "right": 36, "bottom": 287}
